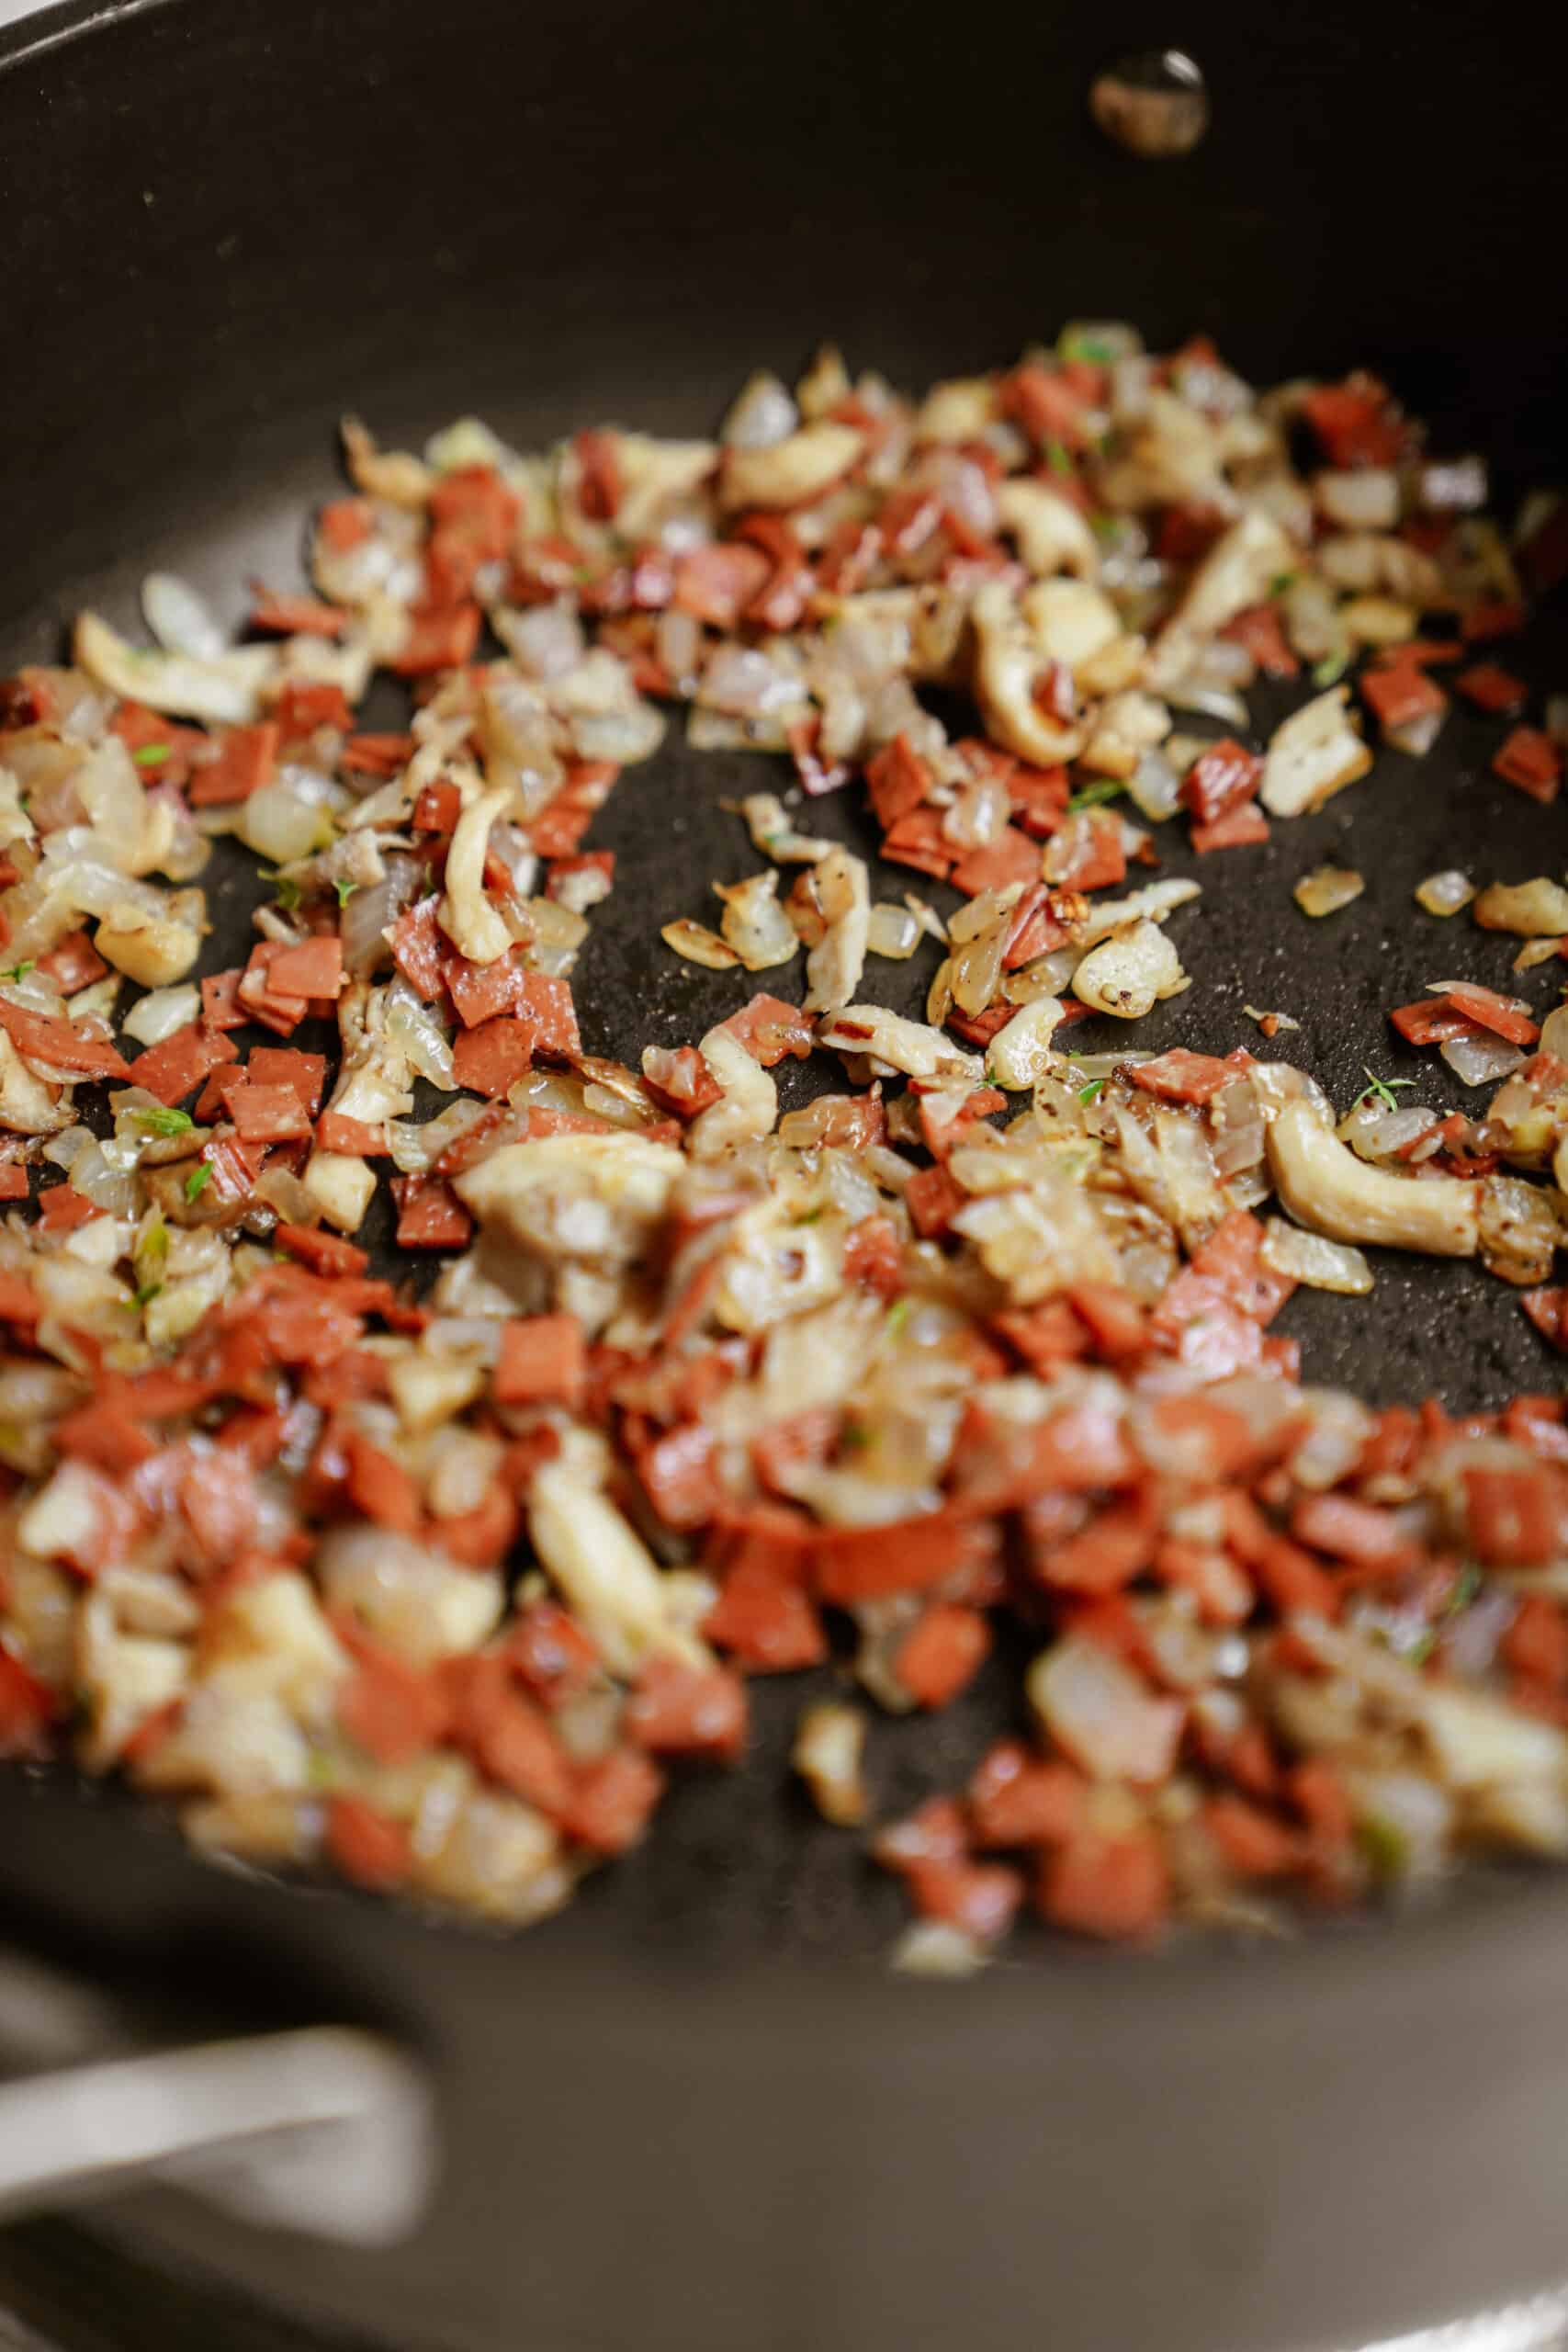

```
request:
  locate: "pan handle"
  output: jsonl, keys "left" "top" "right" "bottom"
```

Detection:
{"left": 0, "top": 1950, "right": 435, "bottom": 2245}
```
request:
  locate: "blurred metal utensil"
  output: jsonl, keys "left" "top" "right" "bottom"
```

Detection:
{"left": 0, "top": 1951, "right": 434, "bottom": 2245}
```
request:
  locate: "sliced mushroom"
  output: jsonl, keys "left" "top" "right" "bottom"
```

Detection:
{"left": 1071, "top": 919, "right": 1189, "bottom": 1019}
{"left": 687, "top": 1023, "right": 778, "bottom": 1157}
{"left": 73, "top": 610, "right": 278, "bottom": 727}
{"left": 971, "top": 582, "right": 1088, "bottom": 766}
{"left": 1267, "top": 1099, "right": 1480, "bottom": 1256}
{"left": 1143, "top": 507, "right": 1294, "bottom": 695}
{"left": 721, "top": 420, "right": 863, "bottom": 512}
{"left": 342, "top": 415, "right": 434, "bottom": 509}
{"left": 1075, "top": 875, "right": 1200, "bottom": 947}
{"left": 437, "top": 785, "right": 515, "bottom": 966}
{"left": 1021, "top": 577, "right": 1122, "bottom": 667}
{"left": 817, "top": 1003, "right": 982, "bottom": 1084}
{"left": 993, "top": 479, "right": 1100, "bottom": 580}
{"left": 611, "top": 435, "right": 719, "bottom": 538}
{"left": 95, "top": 886, "right": 207, "bottom": 988}
{"left": 1258, "top": 686, "right": 1373, "bottom": 819}
{"left": 803, "top": 846, "right": 871, "bottom": 1012}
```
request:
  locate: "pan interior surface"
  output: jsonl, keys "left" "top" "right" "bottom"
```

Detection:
{"left": 4, "top": 2, "right": 1568, "bottom": 2348}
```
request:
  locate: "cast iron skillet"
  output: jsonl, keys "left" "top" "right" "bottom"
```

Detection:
{"left": 4, "top": 0, "right": 1568, "bottom": 2344}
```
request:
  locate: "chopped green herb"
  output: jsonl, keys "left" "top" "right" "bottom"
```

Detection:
{"left": 1443, "top": 1563, "right": 1483, "bottom": 1619}
{"left": 1404, "top": 1628, "right": 1438, "bottom": 1668}
{"left": 183, "top": 1163, "right": 213, "bottom": 1204}
{"left": 333, "top": 876, "right": 360, "bottom": 907}
{"left": 1312, "top": 649, "right": 1351, "bottom": 689}
{"left": 1044, "top": 439, "right": 1074, "bottom": 479}
{"left": 130, "top": 1105, "right": 194, "bottom": 1137}
{"left": 884, "top": 1297, "right": 912, "bottom": 1340}
{"left": 792, "top": 1204, "right": 826, "bottom": 1226}
{"left": 131, "top": 742, "right": 170, "bottom": 767}
{"left": 1066, "top": 778, "right": 1125, "bottom": 812}
{"left": 1353, "top": 1067, "right": 1418, "bottom": 1114}
{"left": 1078, "top": 1077, "right": 1106, "bottom": 1104}
{"left": 259, "top": 867, "right": 303, "bottom": 913}
{"left": 1058, "top": 330, "right": 1116, "bottom": 365}
{"left": 133, "top": 1281, "right": 164, "bottom": 1308}
{"left": 5, "top": 961, "right": 35, "bottom": 983}
{"left": 1355, "top": 1815, "right": 1409, "bottom": 1881}
{"left": 1269, "top": 572, "right": 1298, "bottom": 599}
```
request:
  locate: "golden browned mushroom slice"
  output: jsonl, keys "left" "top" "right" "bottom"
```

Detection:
{"left": 1266, "top": 1098, "right": 1481, "bottom": 1256}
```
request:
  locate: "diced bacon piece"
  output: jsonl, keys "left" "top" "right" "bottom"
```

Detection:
{"left": 1190, "top": 800, "right": 1269, "bottom": 852}
{"left": 219, "top": 1078, "right": 314, "bottom": 1143}
{"left": 246, "top": 1047, "right": 327, "bottom": 1116}
{"left": 325, "top": 1796, "right": 412, "bottom": 1889}
{"left": 1181, "top": 739, "right": 1263, "bottom": 825}
{"left": 389, "top": 899, "right": 450, "bottom": 1001}
{"left": 704, "top": 1564, "right": 827, "bottom": 1671}
{"left": 1495, "top": 727, "right": 1561, "bottom": 805}
{"left": 1454, "top": 662, "right": 1527, "bottom": 713}
{"left": 36, "top": 931, "right": 107, "bottom": 995}
{"left": 625, "top": 1657, "right": 747, "bottom": 1760}
{"left": 186, "top": 722, "right": 279, "bottom": 808}
{"left": 318, "top": 1111, "right": 388, "bottom": 1157}
{"left": 275, "top": 1224, "right": 369, "bottom": 1279}
{"left": 865, "top": 734, "right": 933, "bottom": 829}
{"left": 0, "top": 1000, "right": 129, "bottom": 1079}
{"left": 1128, "top": 1048, "right": 1238, "bottom": 1105}
{"left": 201, "top": 969, "right": 245, "bottom": 1031}
{"left": 949, "top": 828, "right": 1041, "bottom": 897}
{"left": 893, "top": 1604, "right": 992, "bottom": 1707}
{"left": 452, "top": 1017, "right": 536, "bottom": 1098}
{"left": 493, "top": 1315, "right": 585, "bottom": 1410}
{"left": 250, "top": 593, "right": 347, "bottom": 637}
{"left": 562, "top": 1748, "right": 666, "bottom": 1854}
{"left": 1037, "top": 1829, "right": 1169, "bottom": 1941}
{"left": 267, "top": 936, "right": 344, "bottom": 1000}
{"left": 721, "top": 993, "right": 814, "bottom": 1066}
{"left": 129, "top": 1023, "right": 220, "bottom": 1106}
{"left": 390, "top": 1176, "right": 472, "bottom": 1249}
{"left": 391, "top": 604, "right": 483, "bottom": 676}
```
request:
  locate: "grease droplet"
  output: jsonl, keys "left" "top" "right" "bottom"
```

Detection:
{"left": 1089, "top": 50, "right": 1209, "bottom": 159}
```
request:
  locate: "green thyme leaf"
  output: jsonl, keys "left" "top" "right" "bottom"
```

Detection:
{"left": 1078, "top": 1077, "right": 1106, "bottom": 1104}
{"left": 5, "top": 961, "right": 35, "bottom": 982}
{"left": 333, "top": 876, "right": 360, "bottom": 907}
{"left": 131, "top": 742, "right": 171, "bottom": 767}
{"left": 1312, "top": 649, "right": 1351, "bottom": 689}
{"left": 884, "top": 1297, "right": 912, "bottom": 1340}
{"left": 1353, "top": 1067, "right": 1418, "bottom": 1114}
{"left": 1066, "top": 778, "right": 1125, "bottom": 812}
{"left": 130, "top": 1105, "right": 194, "bottom": 1137}
{"left": 183, "top": 1163, "right": 213, "bottom": 1204}
{"left": 1058, "top": 330, "right": 1116, "bottom": 365}
{"left": 1355, "top": 1815, "right": 1409, "bottom": 1881}
{"left": 1044, "top": 439, "right": 1074, "bottom": 478}
{"left": 259, "top": 867, "right": 303, "bottom": 913}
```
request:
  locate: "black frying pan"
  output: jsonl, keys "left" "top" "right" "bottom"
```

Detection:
{"left": 4, "top": 0, "right": 1568, "bottom": 2344}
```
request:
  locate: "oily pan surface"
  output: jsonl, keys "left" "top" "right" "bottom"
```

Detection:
{"left": 0, "top": 1, "right": 1565, "bottom": 1974}
{"left": 0, "top": 408, "right": 1565, "bottom": 1974}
